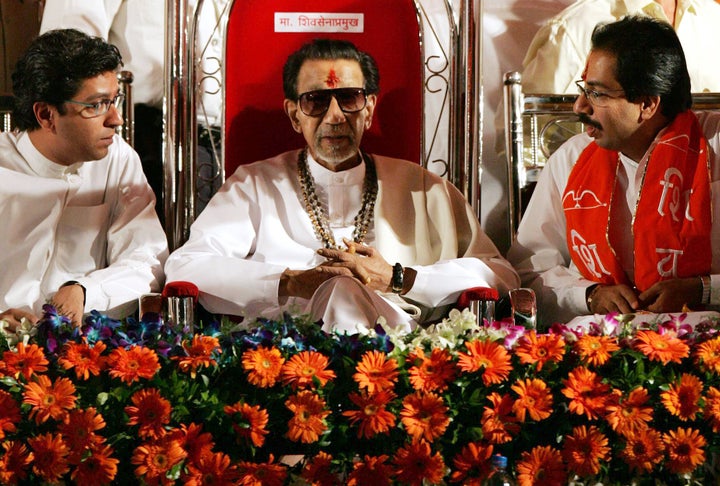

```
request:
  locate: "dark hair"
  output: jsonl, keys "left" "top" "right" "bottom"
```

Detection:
{"left": 282, "top": 38, "right": 379, "bottom": 100}
{"left": 590, "top": 15, "right": 691, "bottom": 119}
{"left": 12, "top": 28, "right": 123, "bottom": 130}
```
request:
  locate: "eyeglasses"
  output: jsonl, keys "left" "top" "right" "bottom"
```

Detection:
{"left": 297, "top": 88, "right": 367, "bottom": 117}
{"left": 575, "top": 80, "right": 624, "bottom": 107}
{"left": 64, "top": 93, "right": 125, "bottom": 118}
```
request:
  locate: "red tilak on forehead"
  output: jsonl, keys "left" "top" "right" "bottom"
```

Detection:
{"left": 325, "top": 70, "right": 340, "bottom": 88}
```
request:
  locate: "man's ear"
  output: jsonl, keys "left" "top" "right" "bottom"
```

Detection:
{"left": 363, "top": 93, "right": 377, "bottom": 131}
{"left": 33, "top": 102, "right": 55, "bottom": 129}
{"left": 284, "top": 99, "right": 302, "bottom": 133}
{"left": 639, "top": 95, "right": 661, "bottom": 121}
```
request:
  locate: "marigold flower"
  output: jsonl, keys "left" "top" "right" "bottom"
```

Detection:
{"left": 125, "top": 388, "right": 172, "bottom": 439}
{"left": 0, "top": 389, "right": 20, "bottom": 440}
{"left": 562, "top": 425, "right": 610, "bottom": 477}
{"left": 621, "top": 427, "right": 664, "bottom": 474}
{"left": 59, "top": 407, "right": 106, "bottom": 459}
{"left": 301, "top": 451, "right": 336, "bottom": 486}
{"left": 634, "top": 329, "right": 689, "bottom": 364}
{"left": 605, "top": 387, "right": 653, "bottom": 436}
{"left": 0, "top": 441, "right": 33, "bottom": 484}
{"left": 23, "top": 374, "right": 77, "bottom": 424}
{"left": 660, "top": 373, "right": 703, "bottom": 421}
{"left": 131, "top": 438, "right": 187, "bottom": 480}
{"left": 3, "top": 342, "right": 48, "bottom": 380}
{"left": 177, "top": 422, "right": 215, "bottom": 465}
{"left": 342, "top": 390, "right": 397, "bottom": 439}
{"left": 353, "top": 350, "right": 399, "bottom": 393}
{"left": 574, "top": 334, "right": 619, "bottom": 367}
{"left": 516, "top": 445, "right": 566, "bottom": 486}
{"left": 662, "top": 427, "right": 706, "bottom": 474}
{"left": 515, "top": 330, "right": 566, "bottom": 371}
{"left": 393, "top": 441, "right": 446, "bottom": 485}
{"left": 172, "top": 334, "right": 220, "bottom": 378}
{"left": 281, "top": 350, "right": 336, "bottom": 390}
{"left": 107, "top": 345, "right": 160, "bottom": 384}
{"left": 242, "top": 346, "right": 284, "bottom": 388}
{"left": 400, "top": 392, "right": 450, "bottom": 443}
{"left": 236, "top": 454, "right": 288, "bottom": 486}
{"left": 58, "top": 340, "right": 106, "bottom": 380}
{"left": 703, "top": 386, "right": 720, "bottom": 432}
{"left": 224, "top": 401, "right": 269, "bottom": 447}
{"left": 511, "top": 378, "right": 553, "bottom": 422}
{"left": 481, "top": 392, "right": 521, "bottom": 444}
{"left": 70, "top": 443, "right": 119, "bottom": 485}
{"left": 561, "top": 366, "right": 611, "bottom": 420}
{"left": 184, "top": 451, "right": 238, "bottom": 486}
{"left": 695, "top": 336, "right": 720, "bottom": 374}
{"left": 285, "top": 390, "right": 330, "bottom": 443}
{"left": 347, "top": 454, "right": 393, "bottom": 486}
{"left": 407, "top": 347, "right": 456, "bottom": 393}
{"left": 449, "top": 442, "right": 494, "bottom": 485}
{"left": 28, "top": 432, "right": 70, "bottom": 483}
{"left": 457, "top": 339, "right": 512, "bottom": 385}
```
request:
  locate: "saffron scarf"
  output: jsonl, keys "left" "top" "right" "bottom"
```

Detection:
{"left": 562, "top": 110, "right": 712, "bottom": 291}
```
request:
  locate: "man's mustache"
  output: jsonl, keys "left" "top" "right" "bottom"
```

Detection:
{"left": 578, "top": 113, "right": 602, "bottom": 130}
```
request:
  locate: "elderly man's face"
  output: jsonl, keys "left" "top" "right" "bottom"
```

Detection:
{"left": 284, "top": 59, "right": 376, "bottom": 171}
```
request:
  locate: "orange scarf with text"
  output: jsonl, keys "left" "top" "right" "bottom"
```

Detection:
{"left": 562, "top": 110, "right": 711, "bottom": 291}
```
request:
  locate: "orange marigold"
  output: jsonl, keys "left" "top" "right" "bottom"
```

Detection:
{"left": 634, "top": 330, "right": 689, "bottom": 364}
{"left": 449, "top": 442, "right": 494, "bottom": 485}
{"left": 704, "top": 386, "right": 720, "bottom": 432}
{"left": 695, "top": 336, "right": 720, "bottom": 374}
{"left": 342, "top": 390, "right": 397, "bottom": 439}
{"left": 300, "top": 451, "right": 336, "bottom": 486}
{"left": 562, "top": 425, "right": 610, "bottom": 477}
{"left": 184, "top": 451, "right": 238, "bottom": 486}
{"left": 393, "top": 441, "right": 446, "bottom": 485}
{"left": 242, "top": 346, "right": 284, "bottom": 388}
{"left": 285, "top": 390, "right": 330, "bottom": 443}
{"left": 107, "top": 345, "right": 160, "bottom": 384}
{"left": 561, "top": 366, "right": 611, "bottom": 420}
{"left": 125, "top": 388, "right": 172, "bottom": 439}
{"left": 515, "top": 445, "right": 566, "bottom": 486}
{"left": 663, "top": 427, "right": 706, "bottom": 474}
{"left": 70, "top": 444, "right": 118, "bottom": 485}
{"left": 236, "top": 454, "right": 288, "bottom": 486}
{"left": 0, "top": 389, "right": 20, "bottom": 440}
{"left": 3, "top": 342, "right": 48, "bottom": 380}
{"left": 0, "top": 441, "right": 33, "bottom": 485}
{"left": 353, "top": 350, "right": 399, "bottom": 393}
{"left": 515, "top": 331, "right": 566, "bottom": 371}
{"left": 131, "top": 438, "right": 187, "bottom": 480}
{"left": 457, "top": 339, "right": 512, "bottom": 385}
{"left": 281, "top": 350, "right": 336, "bottom": 390}
{"left": 511, "top": 378, "right": 553, "bottom": 422}
{"left": 400, "top": 391, "right": 450, "bottom": 443}
{"left": 28, "top": 432, "right": 70, "bottom": 483}
{"left": 23, "top": 374, "right": 77, "bottom": 424}
{"left": 574, "top": 334, "right": 620, "bottom": 367}
{"left": 482, "top": 392, "right": 521, "bottom": 444}
{"left": 621, "top": 427, "right": 664, "bottom": 474}
{"left": 59, "top": 407, "right": 106, "bottom": 459}
{"left": 224, "top": 401, "right": 269, "bottom": 447}
{"left": 661, "top": 373, "right": 703, "bottom": 421}
{"left": 172, "top": 334, "right": 220, "bottom": 379}
{"left": 605, "top": 387, "right": 653, "bottom": 436}
{"left": 176, "top": 422, "right": 215, "bottom": 465}
{"left": 407, "top": 347, "right": 456, "bottom": 393}
{"left": 58, "top": 340, "right": 106, "bottom": 380}
{"left": 346, "top": 454, "right": 393, "bottom": 486}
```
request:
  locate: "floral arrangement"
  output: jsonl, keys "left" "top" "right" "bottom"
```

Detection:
{"left": 1, "top": 306, "right": 720, "bottom": 485}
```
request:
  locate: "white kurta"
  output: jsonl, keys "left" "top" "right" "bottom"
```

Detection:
{"left": 0, "top": 131, "right": 168, "bottom": 318}
{"left": 521, "top": 0, "right": 720, "bottom": 94}
{"left": 507, "top": 111, "right": 720, "bottom": 326}
{"left": 165, "top": 150, "right": 519, "bottom": 328}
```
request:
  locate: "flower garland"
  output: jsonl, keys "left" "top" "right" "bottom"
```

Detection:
{"left": 1, "top": 306, "right": 720, "bottom": 484}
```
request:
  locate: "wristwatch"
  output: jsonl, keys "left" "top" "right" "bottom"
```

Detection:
{"left": 391, "top": 263, "right": 404, "bottom": 294}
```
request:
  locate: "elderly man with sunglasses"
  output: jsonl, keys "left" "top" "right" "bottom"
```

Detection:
{"left": 165, "top": 38, "right": 518, "bottom": 334}
{"left": 508, "top": 16, "right": 720, "bottom": 328}
{"left": 0, "top": 29, "right": 168, "bottom": 331}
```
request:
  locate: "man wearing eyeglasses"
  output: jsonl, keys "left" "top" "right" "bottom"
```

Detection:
{"left": 508, "top": 16, "right": 720, "bottom": 327}
{"left": 0, "top": 29, "right": 168, "bottom": 331}
{"left": 165, "top": 38, "right": 518, "bottom": 333}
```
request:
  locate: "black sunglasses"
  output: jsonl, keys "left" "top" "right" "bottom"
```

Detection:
{"left": 297, "top": 87, "right": 367, "bottom": 117}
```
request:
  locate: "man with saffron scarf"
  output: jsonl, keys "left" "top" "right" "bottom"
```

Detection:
{"left": 508, "top": 16, "right": 720, "bottom": 327}
{"left": 165, "top": 39, "right": 518, "bottom": 333}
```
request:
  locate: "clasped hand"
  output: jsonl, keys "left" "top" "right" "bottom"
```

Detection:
{"left": 587, "top": 277, "right": 703, "bottom": 315}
